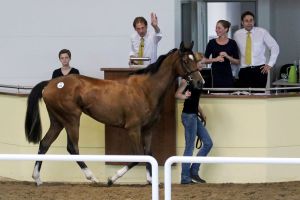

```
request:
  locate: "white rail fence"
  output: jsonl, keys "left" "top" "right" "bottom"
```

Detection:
{"left": 2, "top": 155, "right": 300, "bottom": 200}
{"left": 164, "top": 156, "right": 300, "bottom": 200}
{"left": 0, "top": 154, "right": 159, "bottom": 200}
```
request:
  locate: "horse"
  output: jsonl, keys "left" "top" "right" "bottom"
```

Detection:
{"left": 25, "top": 41, "right": 204, "bottom": 186}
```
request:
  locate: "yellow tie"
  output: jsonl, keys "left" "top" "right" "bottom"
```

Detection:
{"left": 138, "top": 37, "right": 144, "bottom": 65}
{"left": 245, "top": 32, "right": 252, "bottom": 65}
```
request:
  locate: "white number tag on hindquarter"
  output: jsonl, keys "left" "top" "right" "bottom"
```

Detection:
{"left": 57, "top": 82, "right": 64, "bottom": 89}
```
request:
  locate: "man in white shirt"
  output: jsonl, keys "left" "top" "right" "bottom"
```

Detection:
{"left": 234, "top": 11, "right": 279, "bottom": 88}
{"left": 129, "top": 13, "right": 162, "bottom": 66}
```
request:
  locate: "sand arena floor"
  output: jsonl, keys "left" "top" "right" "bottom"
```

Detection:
{"left": 0, "top": 179, "right": 300, "bottom": 200}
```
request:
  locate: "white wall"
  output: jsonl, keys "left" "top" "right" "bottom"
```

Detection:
{"left": 0, "top": 0, "right": 175, "bottom": 85}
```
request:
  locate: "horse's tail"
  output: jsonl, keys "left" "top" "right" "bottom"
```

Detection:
{"left": 25, "top": 80, "right": 49, "bottom": 144}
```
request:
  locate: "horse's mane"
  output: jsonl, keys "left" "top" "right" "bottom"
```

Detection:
{"left": 131, "top": 48, "right": 178, "bottom": 75}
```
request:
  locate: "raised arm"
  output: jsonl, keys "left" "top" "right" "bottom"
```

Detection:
{"left": 151, "top": 12, "right": 160, "bottom": 33}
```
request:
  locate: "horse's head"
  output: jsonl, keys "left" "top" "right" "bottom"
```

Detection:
{"left": 177, "top": 41, "right": 205, "bottom": 89}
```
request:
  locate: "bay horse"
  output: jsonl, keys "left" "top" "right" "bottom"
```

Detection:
{"left": 25, "top": 42, "right": 204, "bottom": 186}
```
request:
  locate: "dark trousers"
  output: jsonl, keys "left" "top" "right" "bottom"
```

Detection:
{"left": 238, "top": 65, "right": 267, "bottom": 88}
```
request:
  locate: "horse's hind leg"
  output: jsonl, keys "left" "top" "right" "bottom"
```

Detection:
{"left": 65, "top": 125, "right": 99, "bottom": 183}
{"left": 32, "top": 119, "right": 63, "bottom": 186}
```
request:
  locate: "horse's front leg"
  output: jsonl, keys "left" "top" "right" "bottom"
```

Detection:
{"left": 107, "top": 127, "right": 143, "bottom": 186}
{"left": 142, "top": 129, "right": 153, "bottom": 184}
{"left": 107, "top": 162, "right": 139, "bottom": 186}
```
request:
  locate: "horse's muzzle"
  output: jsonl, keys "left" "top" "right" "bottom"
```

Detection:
{"left": 195, "top": 80, "right": 203, "bottom": 89}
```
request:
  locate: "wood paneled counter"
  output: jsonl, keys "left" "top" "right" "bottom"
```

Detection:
{"left": 101, "top": 68, "right": 177, "bottom": 165}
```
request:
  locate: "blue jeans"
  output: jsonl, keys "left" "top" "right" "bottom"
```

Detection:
{"left": 181, "top": 113, "right": 213, "bottom": 182}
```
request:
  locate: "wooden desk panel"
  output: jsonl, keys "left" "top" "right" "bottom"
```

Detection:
{"left": 101, "top": 68, "right": 176, "bottom": 165}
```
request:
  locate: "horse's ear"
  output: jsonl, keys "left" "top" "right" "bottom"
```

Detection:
{"left": 185, "top": 41, "right": 194, "bottom": 50}
{"left": 190, "top": 41, "right": 194, "bottom": 50}
{"left": 179, "top": 41, "right": 185, "bottom": 55}
{"left": 179, "top": 41, "right": 184, "bottom": 51}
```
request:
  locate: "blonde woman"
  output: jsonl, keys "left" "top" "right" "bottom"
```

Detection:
{"left": 203, "top": 20, "right": 240, "bottom": 88}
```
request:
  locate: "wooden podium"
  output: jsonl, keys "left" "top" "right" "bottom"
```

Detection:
{"left": 101, "top": 68, "right": 176, "bottom": 165}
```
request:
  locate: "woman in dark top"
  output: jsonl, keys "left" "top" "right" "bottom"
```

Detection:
{"left": 52, "top": 49, "right": 80, "bottom": 79}
{"left": 203, "top": 20, "right": 240, "bottom": 88}
{"left": 175, "top": 77, "right": 213, "bottom": 184}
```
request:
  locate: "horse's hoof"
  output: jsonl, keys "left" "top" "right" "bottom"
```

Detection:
{"left": 32, "top": 175, "right": 42, "bottom": 186}
{"left": 107, "top": 178, "right": 113, "bottom": 187}
{"left": 33, "top": 178, "right": 43, "bottom": 186}
{"left": 35, "top": 182, "right": 42, "bottom": 186}
{"left": 89, "top": 176, "right": 99, "bottom": 183}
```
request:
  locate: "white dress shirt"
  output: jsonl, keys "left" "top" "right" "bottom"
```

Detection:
{"left": 129, "top": 29, "right": 162, "bottom": 64}
{"left": 233, "top": 27, "right": 280, "bottom": 68}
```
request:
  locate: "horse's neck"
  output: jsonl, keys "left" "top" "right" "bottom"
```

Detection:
{"left": 143, "top": 54, "right": 178, "bottom": 103}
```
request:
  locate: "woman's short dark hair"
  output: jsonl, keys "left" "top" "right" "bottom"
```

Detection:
{"left": 133, "top": 17, "right": 147, "bottom": 28}
{"left": 59, "top": 49, "right": 71, "bottom": 59}
{"left": 217, "top": 20, "right": 231, "bottom": 32}
{"left": 241, "top": 11, "right": 255, "bottom": 21}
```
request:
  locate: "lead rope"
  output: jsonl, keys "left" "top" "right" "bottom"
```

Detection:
{"left": 196, "top": 84, "right": 206, "bottom": 149}
{"left": 195, "top": 113, "right": 205, "bottom": 149}
{"left": 195, "top": 137, "right": 202, "bottom": 149}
